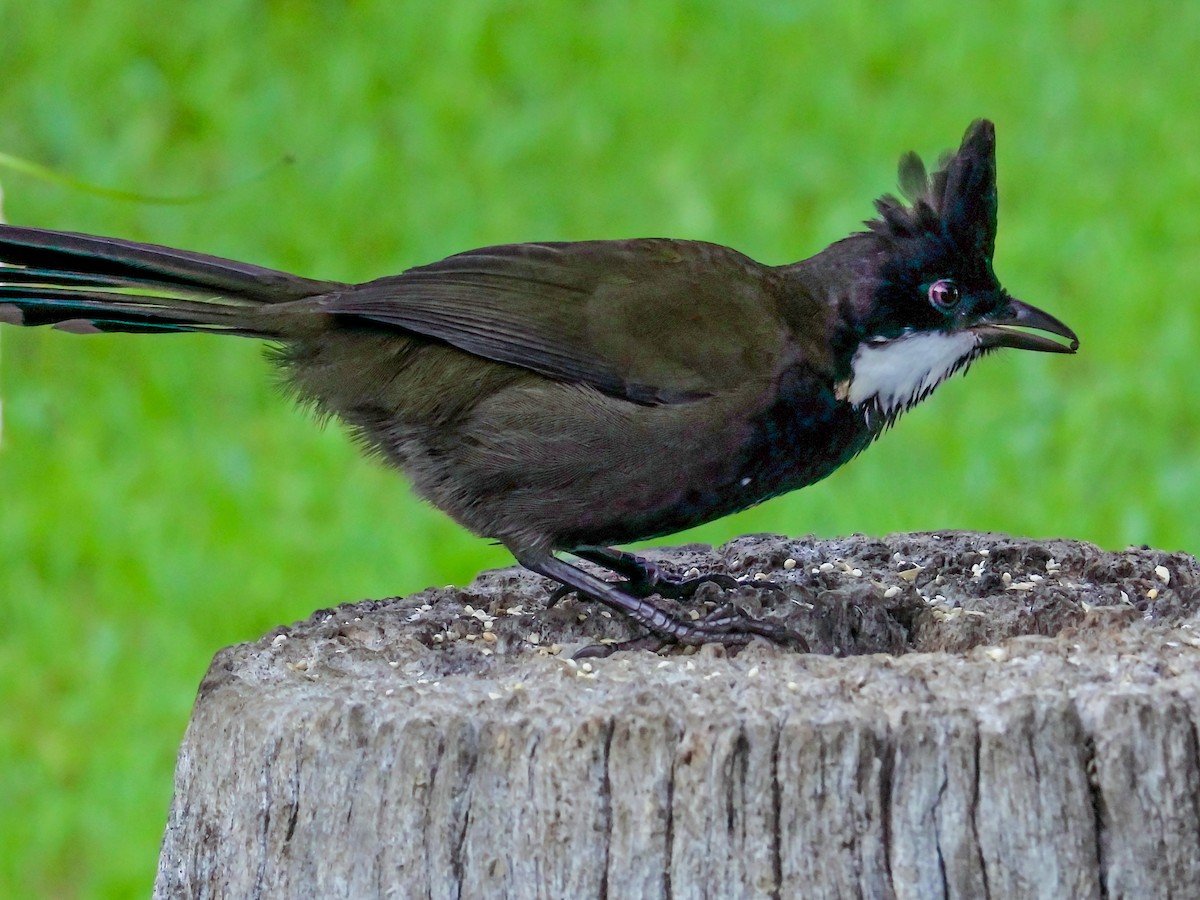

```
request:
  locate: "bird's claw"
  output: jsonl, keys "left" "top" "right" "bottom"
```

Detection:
{"left": 572, "top": 602, "right": 808, "bottom": 658}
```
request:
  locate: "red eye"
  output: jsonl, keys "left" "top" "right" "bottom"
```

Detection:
{"left": 928, "top": 279, "right": 961, "bottom": 311}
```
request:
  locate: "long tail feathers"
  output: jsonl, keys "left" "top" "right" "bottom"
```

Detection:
{"left": 0, "top": 224, "right": 341, "bottom": 338}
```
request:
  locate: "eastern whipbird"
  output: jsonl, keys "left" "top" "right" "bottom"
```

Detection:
{"left": 0, "top": 119, "right": 1077, "bottom": 649}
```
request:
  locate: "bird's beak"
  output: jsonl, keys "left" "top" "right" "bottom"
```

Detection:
{"left": 971, "top": 297, "right": 1079, "bottom": 354}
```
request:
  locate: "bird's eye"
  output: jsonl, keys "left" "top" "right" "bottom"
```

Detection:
{"left": 927, "top": 279, "right": 961, "bottom": 311}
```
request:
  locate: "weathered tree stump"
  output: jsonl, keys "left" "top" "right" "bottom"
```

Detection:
{"left": 154, "top": 532, "right": 1200, "bottom": 899}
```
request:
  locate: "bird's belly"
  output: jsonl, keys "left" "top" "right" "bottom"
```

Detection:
{"left": 545, "top": 395, "right": 876, "bottom": 549}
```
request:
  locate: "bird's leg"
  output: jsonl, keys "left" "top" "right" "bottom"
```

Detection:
{"left": 571, "top": 545, "right": 743, "bottom": 598}
{"left": 512, "top": 547, "right": 803, "bottom": 653}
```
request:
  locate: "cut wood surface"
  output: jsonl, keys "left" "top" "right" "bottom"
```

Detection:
{"left": 154, "top": 532, "right": 1200, "bottom": 899}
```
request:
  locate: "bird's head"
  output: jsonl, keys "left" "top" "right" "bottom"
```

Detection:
{"left": 835, "top": 119, "right": 1077, "bottom": 420}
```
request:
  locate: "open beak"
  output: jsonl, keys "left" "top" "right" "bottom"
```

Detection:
{"left": 971, "top": 297, "right": 1079, "bottom": 354}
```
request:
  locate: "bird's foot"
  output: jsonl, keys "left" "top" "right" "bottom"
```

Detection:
{"left": 573, "top": 599, "right": 808, "bottom": 659}
{"left": 651, "top": 571, "right": 790, "bottom": 600}
{"left": 625, "top": 563, "right": 742, "bottom": 598}
{"left": 514, "top": 546, "right": 804, "bottom": 659}
{"left": 546, "top": 567, "right": 740, "bottom": 605}
{"left": 556, "top": 548, "right": 787, "bottom": 602}
{"left": 544, "top": 564, "right": 739, "bottom": 607}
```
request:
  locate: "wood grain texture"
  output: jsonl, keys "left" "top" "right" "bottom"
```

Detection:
{"left": 154, "top": 533, "right": 1200, "bottom": 899}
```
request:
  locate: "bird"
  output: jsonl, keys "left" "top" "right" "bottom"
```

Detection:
{"left": 0, "top": 119, "right": 1076, "bottom": 649}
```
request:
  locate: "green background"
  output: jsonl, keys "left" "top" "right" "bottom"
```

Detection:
{"left": 1, "top": 1, "right": 1196, "bottom": 895}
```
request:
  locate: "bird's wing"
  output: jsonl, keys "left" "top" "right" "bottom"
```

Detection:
{"left": 320, "top": 239, "right": 793, "bottom": 405}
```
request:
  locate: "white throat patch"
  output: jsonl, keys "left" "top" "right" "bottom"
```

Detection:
{"left": 846, "top": 331, "right": 980, "bottom": 416}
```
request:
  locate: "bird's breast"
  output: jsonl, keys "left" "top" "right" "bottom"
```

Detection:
{"left": 732, "top": 368, "right": 877, "bottom": 505}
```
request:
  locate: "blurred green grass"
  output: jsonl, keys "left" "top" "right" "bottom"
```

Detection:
{"left": 1, "top": 1, "right": 1197, "bottom": 895}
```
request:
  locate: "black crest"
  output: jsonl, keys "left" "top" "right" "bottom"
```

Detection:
{"left": 869, "top": 119, "right": 999, "bottom": 263}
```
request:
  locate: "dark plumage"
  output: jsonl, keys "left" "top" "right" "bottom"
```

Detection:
{"left": 0, "top": 119, "right": 1077, "bottom": 648}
